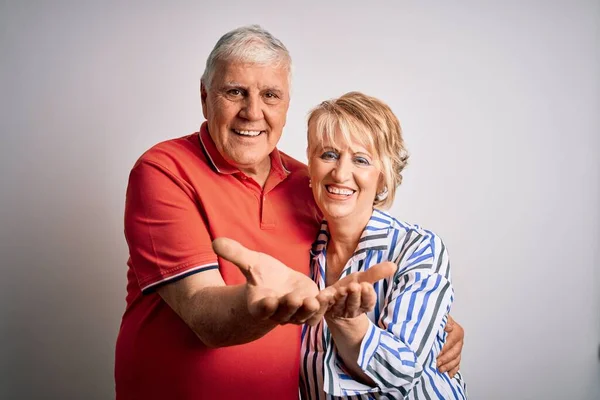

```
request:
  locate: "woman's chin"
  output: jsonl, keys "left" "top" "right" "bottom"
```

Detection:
{"left": 321, "top": 206, "right": 363, "bottom": 222}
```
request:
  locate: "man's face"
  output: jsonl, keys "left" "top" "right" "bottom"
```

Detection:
{"left": 201, "top": 61, "right": 290, "bottom": 175}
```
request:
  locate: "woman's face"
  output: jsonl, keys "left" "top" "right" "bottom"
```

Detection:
{"left": 308, "top": 128, "right": 383, "bottom": 224}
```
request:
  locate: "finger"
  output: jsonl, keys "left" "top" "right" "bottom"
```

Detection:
{"left": 448, "top": 364, "right": 460, "bottom": 378}
{"left": 439, "top": 322, "right": 460, "bottom": 357}
{"left": 344, "top": 282, "right": 362, "bottom": 317}
{"left": 269, "top": 292, "right": 304, "bottom": 324}
{"left": 305, "top": 307, "right": 326, "bottom": 327}
{"left": 306, "top": 289, "right": 335, "bottom": 326}
{"left": 316, "top": 287, "right": 336, "bottom": 307}
{"left": 359, "top": 282, "right": 377, "bottom": 312}
{"left": 329, "top": 290, "right": 348, "bottom": 318}
{"left": 357, "top": 261, "right": 397, "bottom": 284}
{"left": 289, "top": 297, "right": 321, "bottom": 324}
{"left": 438, "top": 354, "right": 461, "bottom": 375}
{"left": 316, "top": 288, "right": 336, "bottom": 312}
{"left": 249, "top": 296, "right": 279, "bottom": 319}
{"left": 212, "top": 238, "right": 260, "bottom": 282}
{"left": 437, "top": 339, "right": 463, "bottom": 367}
{"left": 444, "top": 315, "right": 455, "bottom": 332}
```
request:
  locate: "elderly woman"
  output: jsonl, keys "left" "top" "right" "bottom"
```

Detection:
{"left": 298, "top": 92, "right": 467, "bottom": 399}
{"left": 212, "top": 91, "right": 466, "bottom": 399}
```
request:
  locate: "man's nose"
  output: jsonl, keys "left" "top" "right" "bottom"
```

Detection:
{"left": 239, "top": 95, "right": 263, "bottom": 121}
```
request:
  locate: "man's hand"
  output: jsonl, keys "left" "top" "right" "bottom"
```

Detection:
{"left": 212, "top": 238, "right": 322, "bottom": 325}
{"left": 437, "top": 315, "right": 464, "bottom": 377}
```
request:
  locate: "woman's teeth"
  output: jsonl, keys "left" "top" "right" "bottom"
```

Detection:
{"left": 327, "top": 186, "right": 354, "bottom": 195}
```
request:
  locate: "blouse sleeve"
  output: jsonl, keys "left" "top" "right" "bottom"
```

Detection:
{"left": 330, "top": 231, "right": 454, "bottom": 397}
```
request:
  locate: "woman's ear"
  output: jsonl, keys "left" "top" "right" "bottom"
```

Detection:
{"left": 377, "top": 172, "right": 386, "bottom": 193}
{"left": 306, "top": 142, "right": 317, "bottom": 169}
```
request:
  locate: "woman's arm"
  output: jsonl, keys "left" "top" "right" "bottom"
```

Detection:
{"left": 325, "top": 233, "right": 455, "bottom": 394}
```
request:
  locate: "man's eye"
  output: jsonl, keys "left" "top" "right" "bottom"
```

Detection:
{"left": 227, "top": 89, "right": 242, "bottom": 96}
{"left": 320, "top": 151, "right": 338, "bottom": 160}
{"left": 264, "top": 92, "right": 281, "bottom": 103}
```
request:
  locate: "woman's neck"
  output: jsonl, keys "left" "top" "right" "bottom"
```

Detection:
{"left": 325, "top": 209, "right": 373, "bottom": 284}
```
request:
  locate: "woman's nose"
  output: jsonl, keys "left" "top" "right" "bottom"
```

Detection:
{"left": 331, "top": 158, "right": 351, "bottom": 182}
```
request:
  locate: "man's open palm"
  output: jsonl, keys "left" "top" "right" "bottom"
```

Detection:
{"left": 212, "top": 238, "right": 321, "bottom": 324}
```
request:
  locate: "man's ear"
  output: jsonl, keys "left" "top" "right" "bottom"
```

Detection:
{"left": 200, "top": 81, "right": 208, "bottom": 119}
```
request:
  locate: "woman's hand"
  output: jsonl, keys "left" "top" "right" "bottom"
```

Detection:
{"left": 325, "top": 281, "right": 377, "bottom": 319}
{"left": 304, "top": 262, "right": 397, "bottom": 325}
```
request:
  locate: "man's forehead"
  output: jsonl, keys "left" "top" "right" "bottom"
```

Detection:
{"left": 223, "top": 80, "right": 285, "bottom": 90}
{"left": 215, "top": 61, "right": 289, "bottom": 85}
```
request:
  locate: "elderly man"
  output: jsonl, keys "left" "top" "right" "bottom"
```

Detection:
{"left": 115, "top": 25, "right": 463, "bottom": 399}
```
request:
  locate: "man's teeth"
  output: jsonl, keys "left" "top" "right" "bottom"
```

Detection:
{"left": 234, "top": 129, "right": 262, "bottom": 137}
{"left": 327, "top": 186, "right": 354, "bottom": 195}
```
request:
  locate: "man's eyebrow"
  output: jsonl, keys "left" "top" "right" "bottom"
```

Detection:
{"left": 222, "top": 81, "right": 246, "bottom": 88}
{"left": 259, "top": 85, "right": 285, "bottom": 93}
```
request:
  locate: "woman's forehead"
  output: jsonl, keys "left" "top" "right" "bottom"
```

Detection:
{"left": 309, "top": 126, "right": 375, "bottom": 154}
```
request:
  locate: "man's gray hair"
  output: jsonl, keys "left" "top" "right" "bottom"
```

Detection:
{"left": 201, "top": 25, "right": 292, "bottom": 89}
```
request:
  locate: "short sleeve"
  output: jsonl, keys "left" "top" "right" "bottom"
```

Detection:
{"left": 124, "top": 160, "right": 218, "bottom": 293}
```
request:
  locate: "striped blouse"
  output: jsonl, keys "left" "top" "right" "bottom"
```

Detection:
{"left": 299, "top": 209, "right": 467, "bottom": 399}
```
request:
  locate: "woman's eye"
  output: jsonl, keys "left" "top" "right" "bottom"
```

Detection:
{"left": 354, "top": 157, "right": 371, "bottom": 166}
{"left": 320, "top": 151, "right": 338, "bottom": 160}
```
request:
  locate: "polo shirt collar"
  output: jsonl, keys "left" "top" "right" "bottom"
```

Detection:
{"left": 198, "top": 122, "right": 291, "bottom": 177}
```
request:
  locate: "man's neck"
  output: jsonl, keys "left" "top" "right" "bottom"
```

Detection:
{"left": 239, "top": 161, "right": 271, "bottom": 188}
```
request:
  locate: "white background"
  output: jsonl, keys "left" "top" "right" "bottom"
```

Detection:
{"left": 1, "top": 1, "right": 599, "bottom": 399}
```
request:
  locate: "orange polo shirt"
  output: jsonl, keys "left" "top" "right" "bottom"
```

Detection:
{"left": 115, "top": 122, "right": 321, "bottom": 399}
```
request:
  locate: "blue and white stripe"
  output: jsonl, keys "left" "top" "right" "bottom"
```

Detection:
{"left": 300, "top": 209, "right": 467, "bottom": 399}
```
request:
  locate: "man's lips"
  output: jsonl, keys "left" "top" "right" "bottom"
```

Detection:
{"left": 232, "top": 129, "right": 265, "bottom": 137}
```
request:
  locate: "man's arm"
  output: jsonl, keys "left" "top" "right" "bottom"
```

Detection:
{"left": 125, "top": 161, "right": 282, "bottom": 348}
{"left": 157, "top": 271, "right": 278, "bottom": 348}
{"left": 158, "top": 238, "right": 328, "bottom": 347}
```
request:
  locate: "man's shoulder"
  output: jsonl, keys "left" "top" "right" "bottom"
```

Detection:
{"left": 134, "top": 133, "right": 205, "bottom": 169}
{"left": 279, "top": 150, "right": 308, "bottom": 174}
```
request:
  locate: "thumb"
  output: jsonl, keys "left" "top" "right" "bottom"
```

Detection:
{"left": 444, "top": 316, "right": 455, "bottom": 332}
{"left": 357, "top": 261, "right": 397, "bottom": 284}
{"left": 212, "top": 237, "right": 259, "bottom": 283}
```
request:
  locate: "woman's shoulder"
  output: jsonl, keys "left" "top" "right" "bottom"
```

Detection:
{"left": 373, "top": 210, "right": 450, "bottom": 278}
{"left": 373, "top": 209, "right": 443, "bottom": 242}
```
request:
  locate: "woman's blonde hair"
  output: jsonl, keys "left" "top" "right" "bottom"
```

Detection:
{"left": 307, "top": 91, "right": 409, "bottom": 209}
